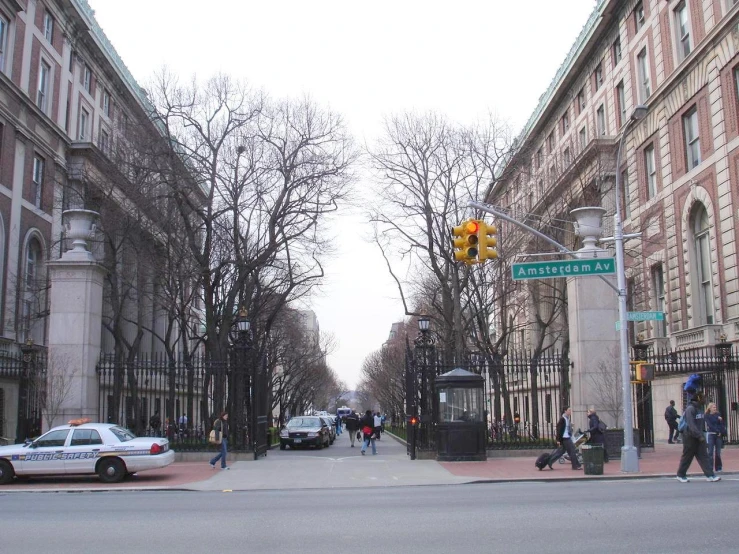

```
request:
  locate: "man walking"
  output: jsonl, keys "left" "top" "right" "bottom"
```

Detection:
{"left": 344, "top": 411, "right": 360, "bottom": 447}
{"left": 586, "top": 408, "right": 609, "bottom": 463}
{"left": 665, "top": 400, "right": 680, "bottom": 444}
{"left": 360, "top": 410, "right": 377, "bottom": 455}
{"left": 551, "top": 407, "right": 581, "bottom": 470}
{"left": 676, "top": 375, "right": 720, "bottom": 483}
{"left": 373, "top": 412, "right": 383, "bottom": 440}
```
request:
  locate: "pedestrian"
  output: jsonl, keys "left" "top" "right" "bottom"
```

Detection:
{"left": 335, "top": 414, "right": 342, "bottom": 436}
{"left": 178, "top": 413, "right": 188, "bottom": 437}
{"left": 550, "top": 407, "right": 582, "bottom": 470}
{"left": 344, "top": 411, "right": 360, "bottom": 447}
{"left": 705, "top": 402, "right": 726, "bottom": 473}
{"left": 149, "top": 410, "right": 161, "bottom": 437}
{"left": 586, "top": 408, "right": 609, "bottom": 463}
{"left": 373, "top": 411, "right": 383, "bottom": 440}
{"left": 360, "top": 409, "right": 377, "bottom": 455}
{"left": 209, "top": 412, "right": 230, "bottom": 470}
{"left": 665, "top": 400, "right": 680, "bottom": 444}
{"left": 676, "top": 375, "right": 720, "bottom": 482}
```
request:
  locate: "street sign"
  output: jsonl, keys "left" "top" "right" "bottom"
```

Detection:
{"left": 616, "top": 312, "right": 666, "bottom": 330}
{"left": 511, "top": 258, "right": 616, "bottom": 281}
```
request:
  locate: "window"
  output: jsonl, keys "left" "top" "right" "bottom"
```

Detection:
{"left": 71, "top": 429, "right": 103, "bottom": 446}
{"left": 43, "top": 11, "right": 54, "bottom": 43}
{"left": 26, "top": 238, "right": 41, "bottom": 289}
{"left": 564, "top": 146, "right": 571, "bottom": 166}
{"left": 579, "top": 126, "right": 587, "bottom": 150}
{"left": 83, "top": 64, "right": 92, "bottom": 93}
{"left": 538, "top": 179, "right": 544, "bottom": 197}
{"left": 561, "top": 110, "right": 570, "bottom": 134}
{"left": 79, "top": 108, "right": 89, "bottom": 140}
{"left": 100, "top": 129, "right": 110, "bottom": 154}
{"left": 103, "top": 89, "right": 111, "bottom": 117}
{"left": 691, "top": 204, "right": 714, "bottom": 325}
{"left": 35, "top": 429, "right": 69, "bottom": 448}
{"left": 0, "top": 14, "right": 8, "bottom": 73}
{"left": 637, "top": 48, "right": 651, "bottom": 101}
{"left": 616, "top": 81, "right": 626, "bottom": 128}
{"left": 32, "top": 155, "right": 44, "bottom": 208}
{"left": 645, "top": 144, "right": 657, "bottom": 199}
{"left": 634, "top": 1, "right": 645, "bottom": 32}
{"left": 651, "top": 265, "right": 667, "bottom": 337}
{"left": 547, "top": 131, "right": 555, "bottom": 153}
{"left": 613, "top": 37, "right": 622, "bottom": 65}
{"left": 577, "top": 87, "right": 586, "bottom": 112}
{"left": 37, "top": 60, "right": 50, "bottom": 112}
{"left": 683, "top": 107, "right": 700, "bottom": 169}
{"left": 735, "top": 67, "right": 739, "bottom": 106}
{"left": 536, "top": 148, "right": 543, "bottom": 169}
{"left": 675, "top": 2, "right": 691, "bottom": 60}
{"left": 594, "top": 62, "right": 603, "bottom": 90}
{"left": 621, "top": 169, "right": 631, "bottom": 218}
{"left": 597, "top": 105, "right": 606, "bottom": 135}
{"left": 23, "top": 237, "right": 42, "bottom": 343}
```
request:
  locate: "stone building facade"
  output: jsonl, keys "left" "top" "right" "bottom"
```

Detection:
{"left": 491, "top": 0, "right": 739, "bottom": 354}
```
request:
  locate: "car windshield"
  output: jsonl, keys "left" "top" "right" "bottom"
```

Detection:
{"left": 287, "top": 417, "right": 321, "bottom": 428}
{"left": 109, "top": 426, "right": 136, "bottom": 442}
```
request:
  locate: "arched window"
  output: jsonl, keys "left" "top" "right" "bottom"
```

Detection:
{"left": 690, "top": 203, "right": 714, "bottom": 325}
{"left": 23, "top": 237, "right": 44, "bottom": 343}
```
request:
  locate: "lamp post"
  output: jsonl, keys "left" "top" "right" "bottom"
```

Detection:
{"left": 614, "top": 105, "right": 648, "bottom": 473}
{"left": 229, "top": 307, "right": 251, "bottom": 452}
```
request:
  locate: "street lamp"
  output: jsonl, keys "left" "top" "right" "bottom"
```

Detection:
{"left": 614, "top": 105, "right": 648, "bottom": 473}
{"left": 229, "top": 306, "right": 251, "bottom": 452}
{"left": 418, "top": 316, "right": 430, "bottom": 333}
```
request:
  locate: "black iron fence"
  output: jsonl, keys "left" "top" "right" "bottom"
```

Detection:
{"left": 0, "top": 350, "right": 47, "bottom": 442}
{"left": 97, "top": 352, "right": 269, "bottom": 452}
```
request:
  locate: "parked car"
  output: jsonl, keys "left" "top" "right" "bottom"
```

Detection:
{"left": 321, "top": 417, "right": 336, "bottom": 444}
{"left": 279, "top": 416, "right": 331, "bottom": 450}
{"left": 0, "top": 421, "right": 175, "bottom": 485}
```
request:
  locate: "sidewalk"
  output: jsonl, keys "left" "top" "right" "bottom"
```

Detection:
{"left": 2, "top": 434, "right": 735, "bottom": 492}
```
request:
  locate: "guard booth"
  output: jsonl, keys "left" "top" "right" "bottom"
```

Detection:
{"left": 436, "top": 368, "right": 487, "bottom": 461}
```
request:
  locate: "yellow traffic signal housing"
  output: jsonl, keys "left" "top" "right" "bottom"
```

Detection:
{"left": 630, "top": 361, "right": 655, "bottom": 383}
{"left": 476, "top": 220, "right": 498, "bottom": 261}
{"left": 452, "top": 220, "right": 479, "bottom": 264}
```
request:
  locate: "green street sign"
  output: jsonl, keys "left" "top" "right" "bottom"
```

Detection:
{"left": 616, "top": 311, "right": 666, "bottom": 330}
{"left": 511, "top": 258, "right": 616, "bottom": 281}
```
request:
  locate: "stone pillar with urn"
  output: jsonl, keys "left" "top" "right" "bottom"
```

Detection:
{"left": 45, "top": 209, "right": 105, "bottom": 429}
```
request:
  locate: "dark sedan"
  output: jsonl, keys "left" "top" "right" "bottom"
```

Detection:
{"left": 279, "top": 417, "right": 331, "bottom": 450}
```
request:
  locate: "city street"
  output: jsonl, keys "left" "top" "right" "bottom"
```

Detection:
{"left": 1, "top": 478, "right": 737, "bottom": 553}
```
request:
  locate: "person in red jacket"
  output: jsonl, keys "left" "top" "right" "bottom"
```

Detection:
{"left": 359, "top": 410, "right": 377, "bottom": 455}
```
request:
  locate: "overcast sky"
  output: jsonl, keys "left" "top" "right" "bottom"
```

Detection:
{"left": 88, "top": 0, "right": 596, "bottom": 388}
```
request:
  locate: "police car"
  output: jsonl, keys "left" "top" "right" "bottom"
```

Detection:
{"left": 0, "top": 420, "right": 175, "bottom": 484}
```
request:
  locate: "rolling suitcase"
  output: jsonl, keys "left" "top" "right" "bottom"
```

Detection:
{"left": 535, "top": 446, "right": 564, "bottom": 470}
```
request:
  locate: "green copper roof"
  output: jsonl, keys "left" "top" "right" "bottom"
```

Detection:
{"left": 518, "top": 0, "right": 608, "bottom": 142}
{"left": 71, "top": 0, "right": 151, "bottom": 109}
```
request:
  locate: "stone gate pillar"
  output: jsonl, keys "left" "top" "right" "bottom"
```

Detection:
{"left": 46, "top": 210, "right": 104, "bottom": 429}
{"left": 566, "top": 208, "right": 620, "bottom": 429}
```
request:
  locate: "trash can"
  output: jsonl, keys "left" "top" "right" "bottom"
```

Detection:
{"left": 581, "top": 444, "right": 604, "bottom": 475}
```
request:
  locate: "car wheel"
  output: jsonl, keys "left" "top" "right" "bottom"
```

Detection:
{"left": 0, "top": 460, "right": 15, "bottom": 485}
{"left": 97, "top": 457, "right": 126, "bottom": 483}
{"left": 279, "top": 442, "right": 286, "bottom": 451}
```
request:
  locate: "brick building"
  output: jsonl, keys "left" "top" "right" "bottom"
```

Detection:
{"left": 491, "top": 0, "right": 739, "bottom": 353}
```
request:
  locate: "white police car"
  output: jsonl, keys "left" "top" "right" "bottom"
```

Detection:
{"left": 0, "top": 420, "right": 175, "bottom": 484}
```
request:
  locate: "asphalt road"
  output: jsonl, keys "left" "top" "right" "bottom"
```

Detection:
{"left": 2, "top": 478, "right": 737, "bottom": 553}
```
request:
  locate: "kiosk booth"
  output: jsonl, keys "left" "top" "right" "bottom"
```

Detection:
{"left": 435, "top": 368, "right": 487, "bottom": 461}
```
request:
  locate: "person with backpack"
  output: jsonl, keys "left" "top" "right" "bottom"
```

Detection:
{"left": 586, "top": 408, "right": 609, "bottom": 463}
{"left": 209, "top": 412, "right": 230, "bottom": 470}
{"left": 665, "top": 400, "right": 680, "bottom": 444}
{"left": 676, "top": 375, "right": 720, "bottom": 483}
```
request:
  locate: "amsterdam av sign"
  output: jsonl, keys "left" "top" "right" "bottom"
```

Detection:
{"left": 511, "top": 258, "right": 616, "bottom": 281}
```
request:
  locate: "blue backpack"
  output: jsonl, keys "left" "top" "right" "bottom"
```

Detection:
{"left": 677, "top": 410, "right": 688, "bottom": 432}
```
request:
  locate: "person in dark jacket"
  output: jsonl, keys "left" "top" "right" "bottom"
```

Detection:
{"left": 549, "top": 407, "right": 581, "bottom": 470}
{"left": 209, "top": 412, "right": 230, "bottom": 470}
{"left": 704, "top": 403, "right": 726, "bottom": 473}
{"left": 665, "top": 400, "right": 680, "bottom": 444}
{"left": 586, "top": 408, "right": 609, "bottom": 463}
{"left": 344, "top": 411, "right": 360, "bottom": 447}
{"left": 676, "top": 381, "right": 719, "bottom": 482}
{"left": 359, "top": 409, "right": 377, "bottom": 455}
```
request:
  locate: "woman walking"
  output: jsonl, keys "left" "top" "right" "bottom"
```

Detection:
{"left": 705, "top": 403, "right": 726, "bottom": 473}
{"left": 360, "top": 409, "right": 377, "bottom": 455}
{"left": 209, "top": 412, "right": 230, "bottom": 470}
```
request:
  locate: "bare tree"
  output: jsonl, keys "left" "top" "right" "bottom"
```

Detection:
{"left": 588, "top": 348, "right": 623, "bottom": 427}
{"left": 41, "top": 352, "right": 78, "bottom": 430}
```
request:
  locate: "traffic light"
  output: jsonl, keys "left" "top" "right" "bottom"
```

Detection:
{"left": 452, "top": 220, "right": 479, "bottom": 264}
{"left": 476, "top": 220, "right": 498, "bottom": 261}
